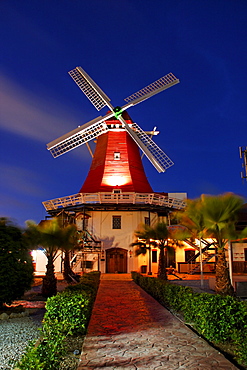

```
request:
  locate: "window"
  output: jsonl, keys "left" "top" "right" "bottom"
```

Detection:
{"left": 83, "top": 261, "right": 93, "bottom": 269}
{"left": 112, "top": 216, "right": 121, "bottom": 229}
{"left": 244, "top": 248, "right": 247, "bottom": 261}
{"left": 152, "top": 250, "right": 157, "bottom": 263}
{"left": 114, "top": 152, "right": 120, "bottom": 160}
{"left": 82, "top": 218, "right": 88, "bottom": 230}
{"left": 144, "top": 217, "right": 150, "bottom": 226}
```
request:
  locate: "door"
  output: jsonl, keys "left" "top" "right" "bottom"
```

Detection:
{"left": 106, "top": 248, "right": 127, "bottom": 273}
{"left": 166, "top": 248, "right": 176, "bottom": 268}
{"left": 185, "top": 249, "right": 195, "bottom": 262}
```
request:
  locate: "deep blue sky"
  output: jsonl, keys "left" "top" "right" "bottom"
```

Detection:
{"left": 1, "top": 1, "right": 247, "bottom": 227}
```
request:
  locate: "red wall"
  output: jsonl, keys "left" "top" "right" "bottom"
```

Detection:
{"left": 80, "top": 126, "right": 153, "bottom": 193}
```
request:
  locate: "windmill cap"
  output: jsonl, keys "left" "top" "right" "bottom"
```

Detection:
{"left": 106, "top": 110, "right": 133, "bottom": 122}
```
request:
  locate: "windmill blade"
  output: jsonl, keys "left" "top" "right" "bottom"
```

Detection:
{"left": 124, "top": 73, "right": 179, "bottom": 106}
{"left": 131, "top": 121, "right": 174, "bottom": 172}
{"left": 141, "top": 127, "right": 159, "bottom": 159}
{"left": 48, "top": 67, "right": 178, "bottom": 167}
{"left": 47, "top": 116, "right": 111, "bottom": 158}
{"left": 68, "top": 67, "right": 112, "bottom": 111}
{"left": 116, "top": 115, "right": 172, "bottom": 173}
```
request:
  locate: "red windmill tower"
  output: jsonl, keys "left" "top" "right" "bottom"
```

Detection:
{"left": 47, "top": 67, "right": 179, "bottom": 194}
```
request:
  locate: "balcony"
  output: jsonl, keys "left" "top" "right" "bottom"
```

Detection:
{"left": 42, "top": 192, "right": 186, "bottom": 211}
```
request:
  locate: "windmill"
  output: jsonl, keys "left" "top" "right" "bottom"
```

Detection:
{"left": 47, "top": 67, "right": 179, "bottom": 193}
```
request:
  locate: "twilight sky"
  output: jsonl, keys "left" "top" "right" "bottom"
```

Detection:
{"left": 0, "top": 0, "right": 247, "bottom": 227}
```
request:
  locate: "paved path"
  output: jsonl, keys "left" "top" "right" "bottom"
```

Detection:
{"left": 78, "top": 275, "right": 238, "bottom": 369}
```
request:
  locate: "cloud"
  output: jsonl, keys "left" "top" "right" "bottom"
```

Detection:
{"left": 0, "top": 73, "right": 82, "bottom": 143}
{"left": 0, "top": 162, "right": 44, "bottom": 197}
{"left": 0, "top": 192, "right": 45, "bottom": 227}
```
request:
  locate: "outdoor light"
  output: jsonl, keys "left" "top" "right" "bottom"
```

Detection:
{"left": 104, "top": 175, "right": 129, "bottom": 187}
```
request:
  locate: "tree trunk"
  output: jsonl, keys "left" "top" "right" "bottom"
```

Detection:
{"left": 63, "top": 250, "right": 76, "bottom": 282}
{"left": 215, "top": 248, "right": 234, "bottom": 296}
{"left": 42, "top": 255, "right": 57, "bottom": 298}
{"left": 158, "top": 245, "right": 167, "bottom": 280}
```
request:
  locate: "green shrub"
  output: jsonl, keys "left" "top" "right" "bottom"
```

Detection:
{"left": 38, "top": 320, "right": 67, "bottom": 370}
{"left": 0, "top": 218, "right": 34, "bottom": 307}
{"left": 15, "top": 320, "right": 66, "bottom": 370}
{"left": 131, "top": 272, "right": 247, "bottom": 366}
{"left": 14, "top": 341, "right": 45, "bottom": 369}
{"left": 44, "top": 291, "right": 91, "bottom": 335}
{"left": 65, "top": 272, "right": 100, "bottom": 298}
{"left": 16, "top": 271, "right": 100, "bottom": 369}
{"left": 182, "top": 293, "right": 247, "bottom": 343}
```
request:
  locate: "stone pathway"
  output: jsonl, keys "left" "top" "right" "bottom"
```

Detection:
{"left": 78, "top": 275, "right": 238, "bottom": 369}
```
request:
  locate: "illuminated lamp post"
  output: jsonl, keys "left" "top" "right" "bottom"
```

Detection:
{"left": 147, "top": 244, "right": 152, "bottom": 275}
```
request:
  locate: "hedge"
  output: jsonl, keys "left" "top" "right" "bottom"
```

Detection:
{"left": 131, "top": 271, "right": 247, "bottom": 366}
{"left": 15, "top": 271, "right": 101, "bottom": 370}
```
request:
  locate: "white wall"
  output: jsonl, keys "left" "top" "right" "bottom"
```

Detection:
{"left": 232, "top": 242, "right": 247, "bottom": 261}
{"left": 168, "top": 192, "right": 187, "bottom": 200}
{"left": 32, "top": 250, "right": 63, "bottom": 273}
{"left": 77, "top": 209, "right": 157, "bottom": 273}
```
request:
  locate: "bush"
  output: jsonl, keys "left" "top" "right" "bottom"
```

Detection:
{"left": 16, "top": 271, "right": 100, "bottom": 369}
{"left": 44, "top": 291, "right": 91, "bottom": 335}
{"left": 65, "top": 271, "right": 100, "bottom": 299}
{"left": 182, "top": 293, "right": 247, "bottom": 342}
{"left": 131, "top": 272, "right": 247, "bottom": 367}
{"left": 15, "top": 320, "right": 66, "bottom": 370}
{"left": 44, "top": 271, "right": 101, "bottom": 336}
{"left": 0, "top": 218, "right": 34, "bottom": 307}
{"left": 14, "top": 341, "right": 45, "bottom": 369}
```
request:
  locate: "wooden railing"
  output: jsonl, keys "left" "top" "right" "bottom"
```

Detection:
{"left": 42, "top": 192, "right": 186, "bottom": 211}
{"left": 232, "top": 261, "right": 247, "bottom": 274}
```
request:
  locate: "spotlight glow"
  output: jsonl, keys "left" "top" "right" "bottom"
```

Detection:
{"left": 104, "top": 175, "right": 129, "bottom": 187}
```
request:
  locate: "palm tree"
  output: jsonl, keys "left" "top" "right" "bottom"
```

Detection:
{"left": 25, "top": 218, "right": 78, "bottom": 297}
{"left": 201, "top": 193, "right": 244, "bottom": 296}
{"left": 131, "top": 222, "right": 174, "bottom": 280}
{"left": 60, "top": 225, "right": 79, "bottom": 283}
{"left": 131, "top": 225, "right": 153, "bottom": 275}
{"left": 176, "top": 193, "right": 245, "bottom": 296}
{"left": 55, "top": 215, "right": 80, "bottom": 283}
{"left": 175, "top": 198, "right": 205, "bottom": 240}
{"left": 175, "top": 198, "right": 209, "bottom": 288}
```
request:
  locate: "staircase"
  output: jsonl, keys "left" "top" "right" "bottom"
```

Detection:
{"left": 185, "top": 239, "right": 216, "bottom": 274}
{"left": 71, "top": 230, "right": 101, "bottom": 272}
{"left": 71, "top": 251, "right": 85, "bottom": 271}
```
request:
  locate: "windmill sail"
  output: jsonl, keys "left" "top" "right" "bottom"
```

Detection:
{"left": 68, "top": 67, "right": 112, "bottom": 111}
{"left": 131, "top": 122, "right": 174, "bottom": 172}
{"left": 48, "top": 66, "right": 179, "bottom": 171}
{"left": 47, "top": 117, "right": 109, "bottom": 158}
{"left": 124, "top": 73, "right": 179, "bottom": 106}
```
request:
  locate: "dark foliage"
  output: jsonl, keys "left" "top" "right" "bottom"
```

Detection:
{"left": 0, "top": 218, "right": 34, "bottom": 307}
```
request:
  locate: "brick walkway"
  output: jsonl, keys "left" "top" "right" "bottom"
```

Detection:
{"left": 78, "top": 275, "right": 238, "bottom": 369}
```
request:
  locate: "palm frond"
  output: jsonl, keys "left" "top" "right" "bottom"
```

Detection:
{"left": 134, "top": 246, "right": 149, "bottom": 256}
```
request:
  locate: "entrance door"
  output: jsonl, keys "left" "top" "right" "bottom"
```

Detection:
{"left": 106, "top": 248, "right": 127, "bottom": 273}
{"left": 185, "top": 249, "right": 195, "bottom": 262}
{"left": 166, "top": 248, "right": 176, "bottom": 268}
